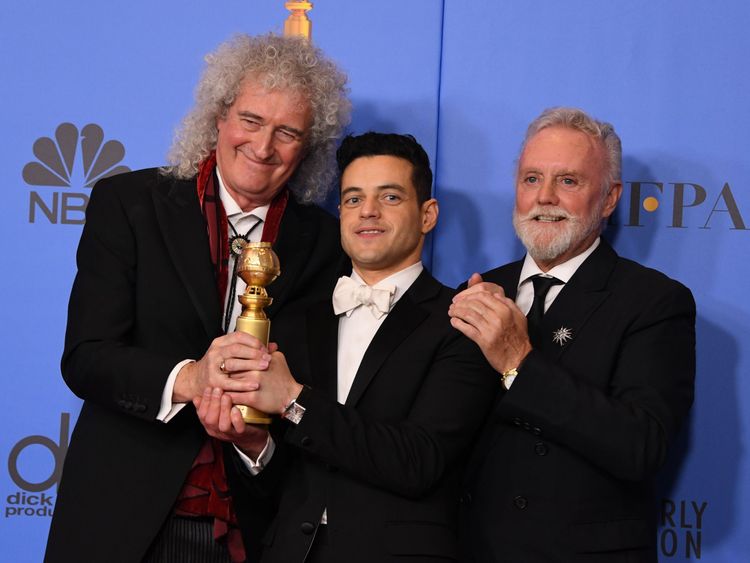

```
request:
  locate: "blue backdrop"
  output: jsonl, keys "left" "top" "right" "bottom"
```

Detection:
{"left": 2, "top": 1, "right": 747, "bottom": 561}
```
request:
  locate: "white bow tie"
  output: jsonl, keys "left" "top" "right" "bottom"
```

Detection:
{"left": 332, "top": 276, "right": 396, "bottom": 319}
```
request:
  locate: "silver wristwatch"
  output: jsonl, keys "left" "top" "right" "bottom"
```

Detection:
{"left": 282, "top": 397, "right": 306, "bottom": 425}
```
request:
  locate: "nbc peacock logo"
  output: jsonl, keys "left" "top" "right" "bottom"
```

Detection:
{"left": 23, "top": 123, "right": 130, "bottom": 224}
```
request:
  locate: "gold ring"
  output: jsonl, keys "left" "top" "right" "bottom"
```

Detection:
{"left": 220, "top": 361, "right": 226, "bottom": 373}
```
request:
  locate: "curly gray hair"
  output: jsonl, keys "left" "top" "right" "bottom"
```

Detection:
{"left": 165, "top": 33, "right": 351, "bottom": 204}
{"left": 519, "top": 107, "right": 622, "bottom": 192}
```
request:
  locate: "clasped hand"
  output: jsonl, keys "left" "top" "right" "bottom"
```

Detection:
{"left": 448, "top": 273, "right": 532, "bottom": 373}
{"left": 188, "top": 332, "right": 302, "bottom": 457}
{"left": 173, "top": 331, "right": 273, "bottom": 402}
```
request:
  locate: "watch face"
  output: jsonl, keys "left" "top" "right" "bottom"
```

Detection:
{"left": 284, "top": 402, "right": 306, "bottom": 425}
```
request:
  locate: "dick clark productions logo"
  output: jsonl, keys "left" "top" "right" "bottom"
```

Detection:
{"left": 5, "top": 414, "right": 70, "bottom": 518}
{"left": 23, "top": 122, "right": 130, "bottom": 224}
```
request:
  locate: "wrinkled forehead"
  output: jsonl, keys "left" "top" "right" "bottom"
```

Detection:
{"left": 518, "top": 126, "right": 606, "bottom": 172}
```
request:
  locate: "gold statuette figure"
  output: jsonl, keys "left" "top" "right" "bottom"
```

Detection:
{"left": 234, "top": 242, "right": 281, "bottom": 424}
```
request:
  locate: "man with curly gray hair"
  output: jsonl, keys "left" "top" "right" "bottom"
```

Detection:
{"left": 46, "top": 34, "right": 351, "bottom": 563}
{"left": 167, "top": 33, "right": 349, "bottom": 205}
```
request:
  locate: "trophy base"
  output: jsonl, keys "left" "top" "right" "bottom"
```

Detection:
{"left": 236, "top": 405, "right": 273, "bottom": 425}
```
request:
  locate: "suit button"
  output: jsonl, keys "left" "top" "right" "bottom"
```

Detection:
{"left": 513, "top": 496, "right": 528, "bottom": 510}
{"left": 136, "top": 404, "right": 147, "bottom": 413}
{"left": 300, "top": 521, "right": 316, "bottom": 535}
{"left": 522, "top": 422, "right": 531, "bottom": 431}
{"left": 123, "top": 401, "right": 133, "bottom": 410}
{"left": 460, "top": 492, "right": 472, "bottom": 504}
{"left": 532, "top": 427, "right": 542, "bottom": 436}
{"left": 534, "top": 441, "right": 548, "bottom": 456}
{"left": 512, "top": 417, "right": 522, "bottom": 427}
{"left": 300, "top": 436, "right": 313, "bottom": 447}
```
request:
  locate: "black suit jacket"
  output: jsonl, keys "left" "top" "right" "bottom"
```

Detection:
{"left": 45, "top": 168, "right": 345, "bottom": 563}
{"left": 242, "top": 270, "right": 498, "bottom": 563}
{"left": 460, "top": 241, "right": 696, "bottom": 563}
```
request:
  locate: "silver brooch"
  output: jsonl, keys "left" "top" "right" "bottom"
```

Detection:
{"left": 552, "top": 327, "right": 573, "bottom": 346}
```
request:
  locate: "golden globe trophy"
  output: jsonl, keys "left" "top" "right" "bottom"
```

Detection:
{"left": 284, "top": 2, "right": 313, "bottom": 40}
{"left": 234, "top": 242, "right": 281, "bottom": 424}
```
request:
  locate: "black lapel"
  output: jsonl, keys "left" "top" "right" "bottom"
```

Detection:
{"left": 266, "top": 197, "right": 318, "bottom": 318}
{"left": 481, "top": 260, "right": 524, "bottom": 300}
{"left": 306, "top": 299, "right": 339, "bottom": 401}
{"left": 345, "top": 270, "right": 441, "bottom": 407}
{"left": 151, "top": 175, "right": 221, "bottom": 338}
{"left": 539, "top": 242, "right": 618, "bottom": 357}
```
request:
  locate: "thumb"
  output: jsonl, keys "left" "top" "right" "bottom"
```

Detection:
{"left": 467, "top": 272, "right": 484, "bottom": 287}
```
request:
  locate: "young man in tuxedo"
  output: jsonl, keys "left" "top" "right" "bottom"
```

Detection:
{"left": 450, "top": 107, "right": 696, "bottom": 563}
{"left": 197, "top": 132, "right": 498, "bottom": 562}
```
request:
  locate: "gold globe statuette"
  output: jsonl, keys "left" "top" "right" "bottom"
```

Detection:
{"left": 234, "top": 242, "right": 281, "bottom": 424}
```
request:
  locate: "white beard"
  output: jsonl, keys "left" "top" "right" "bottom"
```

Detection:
{"left": 513, "top": 201, "right": 605, "bottom": 263}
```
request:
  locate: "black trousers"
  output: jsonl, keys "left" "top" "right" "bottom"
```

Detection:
{"left": 142, "top": 514, "right": 232, "bottom": 563}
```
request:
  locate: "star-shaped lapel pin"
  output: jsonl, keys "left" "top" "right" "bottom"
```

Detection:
{"left": 552, "top": 326, "right": 573, "bottom": 346}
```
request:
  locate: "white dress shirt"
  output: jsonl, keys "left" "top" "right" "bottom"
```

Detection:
{"left": 218, "top": 167, "right": 269, "bottom": 331}
{"left": 336, "top": 262, "right": 424, "bottom": 403}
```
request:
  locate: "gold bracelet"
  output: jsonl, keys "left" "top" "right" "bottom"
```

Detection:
{"left": 501, "top": 367, "right": 519, "bottom": 389}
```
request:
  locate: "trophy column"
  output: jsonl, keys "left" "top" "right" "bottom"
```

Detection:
{"left": 234, "top": 242, "right": 280, "bottom": 424}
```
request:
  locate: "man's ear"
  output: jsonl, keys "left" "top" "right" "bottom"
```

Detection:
{"left": 602, "top": 181, "right": 623, "bottom": 219}
{"left": 421, "top": 198, "right": 439, "bottom": 234}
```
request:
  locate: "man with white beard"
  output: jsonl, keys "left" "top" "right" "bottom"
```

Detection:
{"left": 450, "top": 107, "right": 696, "bottom": 563}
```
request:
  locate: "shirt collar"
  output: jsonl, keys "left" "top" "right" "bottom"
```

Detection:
{"left": 519, "top": 237, "right": 601, "bottom": 287}
{"left": 216, "top": 166, "right": 270, "bottom": 222}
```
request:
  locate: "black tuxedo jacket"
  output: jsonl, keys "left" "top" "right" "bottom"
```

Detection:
{"left": 240, "top": 270, "right": 498, "bottom": 563}
{"left": 459, "top": 241, "right": 696, "bottom": 563}
{"left": 45, "top": 168, "right": 345, "bottom": 563}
